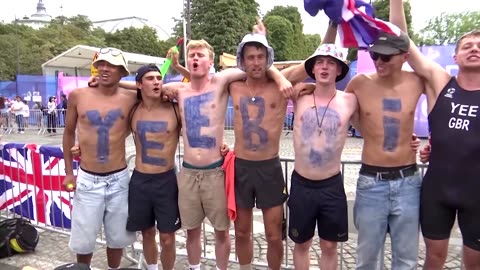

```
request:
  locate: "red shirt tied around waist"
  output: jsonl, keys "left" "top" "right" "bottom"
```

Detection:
{"left": 222, "top": 150, "right": 236, "bottom": 221}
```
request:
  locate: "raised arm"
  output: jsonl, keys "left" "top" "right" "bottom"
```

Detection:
{"left": 281, "top": 22, "right": 338, "bottom": 85}
{"left": 389, "top": 0, "right": 449, "bottom": 92}
{"left": 168, "top": 47, "right": 191, "bottom": 80}
{"left": 389, "top": 0, "right": 407, "bottom": 33}
{"left": 323, "top": 21, "right": 338, "bottom": 44}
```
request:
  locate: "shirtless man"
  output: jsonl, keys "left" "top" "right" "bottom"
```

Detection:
{"left": 62, "top": 48, "right": 137, "bottom": 269}
{"left": 228, "top": 21, "right": 335, "bottom": 270}
{"left": 390, "top": 1, "right": 480, "bottom": 269}
{"left": 126, "top": 64, "right": 181, "bottom": 270}
{"left": 288, "top": 43, "right": 356, "bottom": 270}
{"left": 344, "top": 15, "right": 425, "bottom": 270}
{"left": 81, "top": 64, "right": 231, "bottom": 270}
{"left": 119, "top": 39, "right": 291, "bottom": 270}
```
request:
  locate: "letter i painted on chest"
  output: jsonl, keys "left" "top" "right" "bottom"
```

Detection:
{"left": 85, "top": 109, "right": 123, "bottom": 163}
{"left": 136, "top": 121, "right": 168, "bottom": 166}
{"left": 383, "top": 98, "right": 401, "bottom": 152}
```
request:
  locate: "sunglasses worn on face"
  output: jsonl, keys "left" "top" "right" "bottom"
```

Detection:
{"left": 369, "top": 52, "right": 401, "bottom": 62}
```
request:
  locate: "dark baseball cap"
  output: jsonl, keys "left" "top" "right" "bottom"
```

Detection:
{"left": 135, "top": 64, "right": 161, "bottom": 82}
{"left": 369, "top": 32, "right": 410, "bottom": 55}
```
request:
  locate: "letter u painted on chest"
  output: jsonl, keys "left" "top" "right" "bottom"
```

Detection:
{"left": 184, "top": 92, "right": 216, "bottom": 149}
{"left": 85, "top": 109, "right": 123, "bottom": 163}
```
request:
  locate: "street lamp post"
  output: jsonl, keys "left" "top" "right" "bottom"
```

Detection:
{"left": 183, "top": 0, "right": 192, "bottom": 66}
{"left": 14, "top": 15, "right": 20, "bottom": 95}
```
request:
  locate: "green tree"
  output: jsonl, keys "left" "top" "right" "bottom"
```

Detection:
{"left": 0, "top": 34, "right": 22, "bottom": 80}
{"left": 104, "top": 26, "right": 166, "bottom": 56}
{"left": 302, "top": 34, "right": 322, "bottom": 59}
{"left": 171, "top": 18, "right": 184, "bottom": 39}
{"left": 264, "top": 6, "right": 305, "bottom": 60}
{"left": 34, "top": 15, "right": 106, "bottom": 58}
{"left": 372, "top": 0, "right": 414, "bottom": 37}
{"left": 189, "top": 0, "right": 259, "bottom": 69}
{"left": 0, "top": 14, "right": 173, "bottom": 80}
{"left": 263, "top": 16, "right": 295, "bottom": 61}
{"left": 417, "top": 11, "right": 480, "bottom": 46}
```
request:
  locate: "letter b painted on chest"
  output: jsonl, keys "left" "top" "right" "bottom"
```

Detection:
{"left": 239, "top": 97, "right": 268, "bottom": 150}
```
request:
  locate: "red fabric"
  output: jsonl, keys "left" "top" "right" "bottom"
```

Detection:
{"left": 222, "top": 150, "right": 236, "bottom": 221}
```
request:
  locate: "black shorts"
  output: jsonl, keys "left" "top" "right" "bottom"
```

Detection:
{"left": 234, "top": 156, "right": 288, "bottom": 209}
{"left": 126, "top": 169, "right": 181, "bottom": 233}
{"left": 421, "top": 177, "right": 480, "bottom": 251}
{"left": 287, "top": 170, "right": 348, "bottom": 243}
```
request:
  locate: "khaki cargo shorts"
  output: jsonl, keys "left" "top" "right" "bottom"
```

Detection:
{"left": 178, "top": 166, "right": 230, "bottom": 231}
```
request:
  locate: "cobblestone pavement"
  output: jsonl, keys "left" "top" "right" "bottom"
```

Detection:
{"left": 0, "top": 131, "right": 465, "bottom": 269}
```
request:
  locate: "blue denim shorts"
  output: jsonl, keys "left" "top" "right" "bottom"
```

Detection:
{"left": 69, "top": 167, "right": 136, "bottom": 254}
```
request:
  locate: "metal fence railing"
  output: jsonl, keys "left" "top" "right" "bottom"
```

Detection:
{"left": 0, "top": 144, "right": 464, "bottom": 269}
{"left": 1, "top": 109, "right": 67, "bottom": 135}
{"left": 223, "top": 106, "right": 294, "bottom": 132}
{"left": 1, "top": 107, "right": 296, "bottom": 135}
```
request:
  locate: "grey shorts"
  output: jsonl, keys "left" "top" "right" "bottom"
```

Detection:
{"left": 69, "top": 167, "right": 136, "bottom": 254}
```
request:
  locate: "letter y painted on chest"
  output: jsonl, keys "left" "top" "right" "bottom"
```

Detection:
{"left": 85, "top": 109, "right": 123, "bottom": 163}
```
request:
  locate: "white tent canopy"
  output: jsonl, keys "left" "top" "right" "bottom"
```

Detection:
{"left": 41, "top": 45, "right": 167, "bottom": 77}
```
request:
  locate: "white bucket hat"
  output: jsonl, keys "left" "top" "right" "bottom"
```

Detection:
{"left": 236, "top": 34, "right": 274, "bottom": 71}
{"left": 93, "top": 47, "right": 130, "bottom": 77}
{"left": 304, "top": 44, "right": 349, "bottom": 82}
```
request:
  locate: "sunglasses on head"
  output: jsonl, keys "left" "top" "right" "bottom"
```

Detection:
{"left": 99, "top": 48, "right": 127, "bottom": 65}
{"left": 369, "top": 52, "right": 401, "bottom": 62}
{"left": 100, "top": 47, "right": 122, "bottom": 56}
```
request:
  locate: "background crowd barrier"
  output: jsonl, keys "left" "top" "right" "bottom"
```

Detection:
{"left": 0, "top": 143, "right": 463, "bottom": 269}
{"left": 0, "top": 109, "right": 67, "bottom": 135}
{"left": 1, "top": 107, "right": 296, "bottom": 135}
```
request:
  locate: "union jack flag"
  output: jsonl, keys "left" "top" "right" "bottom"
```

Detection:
{"left": 304, "top": 0, "right": 401, "bottom": 48}
{"left": 0, "top": 143, "right": 80, "bottom": 229}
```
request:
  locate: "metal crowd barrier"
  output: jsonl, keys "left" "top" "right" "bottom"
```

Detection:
{"left": 0, "top": 109, "right": 67, "bottom": 135}
{"left": 0, "top": 146, "right": 464, "bottom": 269}
{"left": 1, "top": 107, "right": 297, "bottom": 135}
{"left": 224, "top": 106, "right": 294, "bottom": 132}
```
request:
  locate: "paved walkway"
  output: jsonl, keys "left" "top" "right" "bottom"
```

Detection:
{"left": 0, "top": 130, "right": 465, "bottom": 269}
